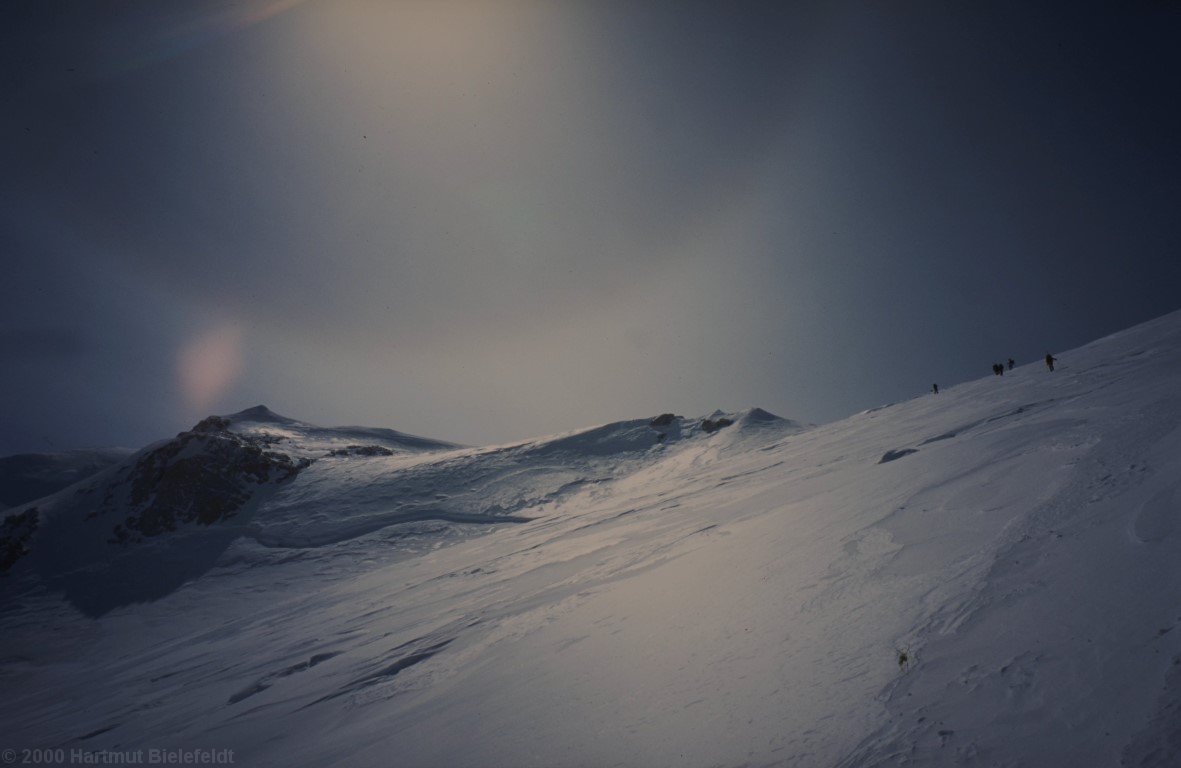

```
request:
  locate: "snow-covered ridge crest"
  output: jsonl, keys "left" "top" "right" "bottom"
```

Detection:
{"left": 1, "top": 404, "right": 802, "bottom": 616}
{"left": 502, "top": 406, "right": 803, "bottom": 454}
{"left": 218, "top": 404, "right": 462, "bottom": 454}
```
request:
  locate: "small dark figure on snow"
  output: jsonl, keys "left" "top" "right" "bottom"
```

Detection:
{"left": 1045, "top": 353, "right": 1057, "bottom": 372}
{"left": 1007, "top": 358, "right": 1015, "bottom": 370}
{"left": 932, "top": 383, "right": 939, "bottom": 395}
{"left": 991, "top": 364, "right": 1000, "bottom": 376}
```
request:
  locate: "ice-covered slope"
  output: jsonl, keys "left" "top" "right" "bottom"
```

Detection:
{"left": 3, "top": 312, "right": 1181, "bottom": 767}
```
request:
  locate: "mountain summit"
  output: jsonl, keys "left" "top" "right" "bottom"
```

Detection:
{"left": 222, "top": 404, "right": 303, "bottom": 427}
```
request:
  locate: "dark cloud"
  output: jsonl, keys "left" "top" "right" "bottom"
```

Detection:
{"left": 0, "top": 326, "right": 89, "bottom": 360}
{"left": 1, "top": 0, "right": 1180, "bottom": 454}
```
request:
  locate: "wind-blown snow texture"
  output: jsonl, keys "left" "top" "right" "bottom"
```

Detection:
{"left": 3, "top": 311, "right": 1181, "bottom": 766}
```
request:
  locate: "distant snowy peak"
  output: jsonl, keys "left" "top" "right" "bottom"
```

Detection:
{"left": 0, "top": 448, "right": 134, "bottom": 508}
{"left": 716, "top": 406, "right": 806, "bottom": 431}
{"left": 0, "top": 413, "right": 313, "bottom": 613}
{"left": 223, "top": 404, "right": 303, "bottom": 427}
{"left": 736, "top": 406, "right": 792, "bottom": 424}
{"left": 0, "top": 406, "right": 454, "bottom": 574}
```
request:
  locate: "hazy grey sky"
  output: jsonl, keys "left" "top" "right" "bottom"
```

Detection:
{"left": 3, "top": 0, "right": 1180, "bottom": 453}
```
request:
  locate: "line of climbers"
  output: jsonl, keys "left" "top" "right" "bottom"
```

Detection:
{"left": 931, "top": 353, "right": 1058, "bottom": 396}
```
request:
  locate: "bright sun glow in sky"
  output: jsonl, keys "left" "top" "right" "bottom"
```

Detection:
{"left": 178, "top": 323, "right": 244, "bottom": 413}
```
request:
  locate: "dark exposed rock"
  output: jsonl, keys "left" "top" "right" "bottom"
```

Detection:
{"left": 1, "top": 506, "right": 39, "bottom": 573}
{"left": 103, "top": 417, "right": 311, "bottom": 543}
{"left": 701, "top": 418, "right": 734, "bottom": 434}
{"left": 328, "top": 445, "right": 395, "bottom": 457}
{"left": 649, "top": 413, "right": 677, "bottom": 428}
{"left": 192, "top": 415, "right": 231, "bottom": 433}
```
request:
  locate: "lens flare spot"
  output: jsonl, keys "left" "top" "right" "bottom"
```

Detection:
{"left": 178, "top": 325, "right": 244, "bottom": 412}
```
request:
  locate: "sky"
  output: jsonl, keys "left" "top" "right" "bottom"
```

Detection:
{"left": 2, "top": 0, "right": 1180, "bottom": 454}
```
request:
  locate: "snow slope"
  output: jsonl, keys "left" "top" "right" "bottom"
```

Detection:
{"left": 3, "top": 312, "right": 1181, "bottom": 766}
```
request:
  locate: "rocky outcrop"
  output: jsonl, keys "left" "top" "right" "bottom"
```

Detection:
{"left": 0, "top": 507, "right": 38, "bottom": 573}
{"left": 700, "top": 417, "right": 734, "bottom": 434}
{"left": 192, "top": 415, "right": 231, "bottom": 433}
{"left": 649, "top": 413, "right": 678, "bottom": 428}
{"left": 104, "top": 419, "right": 311, "bottom": 544}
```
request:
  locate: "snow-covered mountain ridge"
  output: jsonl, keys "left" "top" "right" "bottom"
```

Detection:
{"left": 0, "top": 404, "right": 792, "bottom": 615}
{"left": 3, "top": 310, "right": 1181, "bottom": 767}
